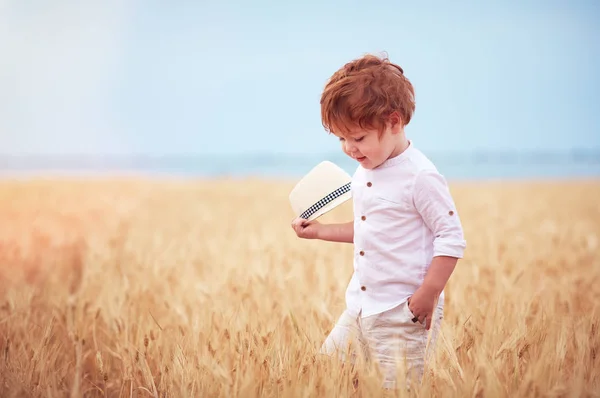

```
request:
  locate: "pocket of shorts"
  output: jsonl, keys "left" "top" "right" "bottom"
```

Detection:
{"left": 405, "top": 300, "right": 416, "bottom": 320}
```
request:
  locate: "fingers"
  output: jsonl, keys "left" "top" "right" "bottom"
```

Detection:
{"left": 413, "top": 314, "right": 428, "bottom": 328}
{"left": 291, "top": 217, "right": 309, "bottom": 235}
{"left": 291, "top": 217, "right": 307, "bottom": 227}
{"left": 408, "top": 298, "right": 418, "bottom": 323}
{"left": 408, "top": 300, "right": 429, "bottom": 328}
{"left": 408, "top": 301, "right": 415, "bottom": 320}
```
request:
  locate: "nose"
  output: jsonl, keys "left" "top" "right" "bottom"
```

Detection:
{"left": 344, "top": 140, "right": 357, "bottom": 154}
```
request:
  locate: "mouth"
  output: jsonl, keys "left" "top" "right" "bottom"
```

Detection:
{"left": 356, "top": 156, "right": 367, "bottom": 162}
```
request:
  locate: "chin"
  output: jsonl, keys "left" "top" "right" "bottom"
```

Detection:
{"left": 363, "top": 160, "right": 385, "bottom": 169}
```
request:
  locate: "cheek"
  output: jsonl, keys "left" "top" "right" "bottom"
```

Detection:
{"left": 358, "top": 143, "right": 376, "bottom": 156}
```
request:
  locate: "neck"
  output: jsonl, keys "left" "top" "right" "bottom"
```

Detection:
{"left": 388, "top": 134, "right": 410, "bottom": 160}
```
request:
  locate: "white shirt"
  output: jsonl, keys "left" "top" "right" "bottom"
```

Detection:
{"left": 345, "top": 141, "right": 467, "bottom": 318}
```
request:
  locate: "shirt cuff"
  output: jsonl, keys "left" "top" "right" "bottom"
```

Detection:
{"left": 433, "top": 237, "right": 467, "bottom": 258}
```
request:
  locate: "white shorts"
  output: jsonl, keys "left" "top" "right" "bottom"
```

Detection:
{"left": 319, "top": 300, "right": 444, "bottom": 390}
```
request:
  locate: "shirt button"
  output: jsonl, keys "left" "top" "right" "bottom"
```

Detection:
{"left": 361, "top": 286, "right": 366, "bottom": 291}
{"left": 361, "top": 216, "right": 366, "bottom": 221}
{"left": 449, "top": 210, "right": 454, "bottom": 216}
{"left": 359, "top": 250, "right": 364, "bottom": 256}
{"left": 366, "top": 182, "right": 372, "bottom": 187}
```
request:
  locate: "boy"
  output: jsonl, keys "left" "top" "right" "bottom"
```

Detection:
{"left": 291, "top": 53, "right": 467, "bottom": 390}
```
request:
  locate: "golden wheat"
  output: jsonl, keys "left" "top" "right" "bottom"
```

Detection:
{"left": 1, "top": 177, "right": 599, "bottom": 397}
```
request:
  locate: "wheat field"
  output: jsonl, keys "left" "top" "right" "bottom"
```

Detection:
{"left": 0, "top": 177, "right": 599, "bottom": 397}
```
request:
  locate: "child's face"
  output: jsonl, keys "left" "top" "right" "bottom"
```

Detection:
{"left": 336, "top": 121, "right": 403, "bottom": 169}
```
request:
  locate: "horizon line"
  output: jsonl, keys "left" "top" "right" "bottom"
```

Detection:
{"left": 1, "top": 147, "right": 599, "bottom": 158}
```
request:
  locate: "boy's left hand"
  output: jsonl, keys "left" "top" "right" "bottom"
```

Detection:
{"left": 407, "top": 286, "right": 438, "bottom": 330}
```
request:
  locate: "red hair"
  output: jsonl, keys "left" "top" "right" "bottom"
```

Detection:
{"left": 320, "top": 53, "right": 415, "bottom": 136}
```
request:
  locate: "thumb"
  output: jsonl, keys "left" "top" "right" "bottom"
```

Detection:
{"left": 301, "top": 219, "right": 314, "bottom": 227}
{"left": 291, "top": 217, "right": 308, "bottom": 227}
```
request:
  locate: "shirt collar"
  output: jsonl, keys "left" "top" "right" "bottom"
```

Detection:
{"left": 375, "top": 140, "right": 414, "bottom": 169}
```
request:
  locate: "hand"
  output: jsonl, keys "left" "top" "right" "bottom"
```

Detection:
{"left": 291, "top": 217, "right": 321, "bottom": 240}
{"left": 407, "top": 285, "right": 439, "bottom": 330}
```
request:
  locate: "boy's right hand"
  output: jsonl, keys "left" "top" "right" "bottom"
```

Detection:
{"left": 291, "top": 217, "right": 321, "bottom": 240}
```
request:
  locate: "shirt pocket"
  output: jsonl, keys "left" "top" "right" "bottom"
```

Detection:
{"left": 373, "top": 193, "right": 411, "bottom": 211}
{"left": 369, "top": 194, "right": 412, "bottom": 228}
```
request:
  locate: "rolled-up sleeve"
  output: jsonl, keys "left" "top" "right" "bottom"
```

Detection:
{"left": 413, "top": 168, "right": 466, "bottom": 258}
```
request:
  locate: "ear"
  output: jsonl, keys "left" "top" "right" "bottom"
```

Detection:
{"left": 388, "top": 112, "right": 403, "bottom": 132}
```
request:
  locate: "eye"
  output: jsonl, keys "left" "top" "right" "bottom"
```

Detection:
{"left": 338, "top": 137, "right": 345, "bottom": 142}
{"left": 354, "top": 136, "right": 365, "bottom": 142}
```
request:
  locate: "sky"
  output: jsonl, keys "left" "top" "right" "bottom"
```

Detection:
{"left": 1, "top": 0, "right": 599, "bottom": 156}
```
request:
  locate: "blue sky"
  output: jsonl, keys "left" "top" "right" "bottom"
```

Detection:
{"left": 1, "top": 0, "right": 599, "bottom": 155}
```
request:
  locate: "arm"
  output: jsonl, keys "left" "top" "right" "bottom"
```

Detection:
{"left": 316, "top": 221, "right": 354, "bottom": 243}
{"left": 408, "top": 169, "right": 466, "bottom": 329}
{"left": 413, "top": 168, "right": 466, "bottom": 291}
{"left": 420, "top": 255, "right": 458, "bottom": 297}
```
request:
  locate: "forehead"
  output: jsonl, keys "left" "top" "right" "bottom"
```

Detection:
{"left": 328, "top": 116, "right": 384, "bottom": 137}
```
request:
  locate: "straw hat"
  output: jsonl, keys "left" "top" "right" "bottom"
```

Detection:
{"left": 289, "top": 160, "right": 353, "bottom": 221}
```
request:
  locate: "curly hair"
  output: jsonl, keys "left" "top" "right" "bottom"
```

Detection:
{"left": 320, "top": 52, "right": 415, "bottom": 136}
